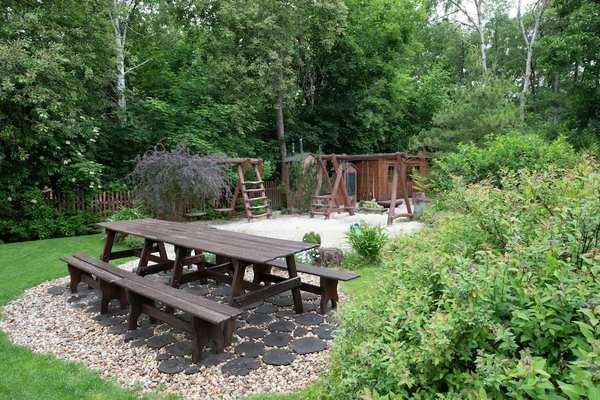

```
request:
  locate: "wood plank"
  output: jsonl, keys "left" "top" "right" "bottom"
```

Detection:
{"left": 268, "top": 259, "right": 359, "bottom": 281}
{"left": 233, "top": 277, "right": 301, "bottom": 307}
{"left": 73, "top": 254, "right": 240, "bottom": 318}
{"left": 261, "top": 273, "right": 322, "bottom": 294}
{"left": 61, "top": 256, "right": 121, "bottom": 283}
{"left": 117, "top": 278, "right": 236, "bottom": 323}
{"left": 141, "top": 303, "right": 191, "bottom": 332}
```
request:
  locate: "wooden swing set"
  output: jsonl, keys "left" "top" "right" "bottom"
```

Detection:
{"left": 310, "top": 153, "right": 428, "bottom": 225}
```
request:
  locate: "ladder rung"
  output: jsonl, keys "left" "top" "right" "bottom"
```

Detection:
{"left": 314, "top": 195, "right": 332, "bottom": 199}
{"left": 249, "top": 196, "right": 267, "bottom": 201}
{"left": 244, "top": 188, "right": 263, "bottom": 193}
{"left": 251, "top": 212, "right": 270, "bottom": 218}
{"left": 250, "top": 204, "right": 268, "bottom": 209}
{"left": 311, "top": 211, "right": 329, "bottom": 215}
{"left": 244, "top": 181, "right": 263, "bottom": 185}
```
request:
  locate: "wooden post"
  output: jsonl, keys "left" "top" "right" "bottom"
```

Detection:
{"left": 400, "top": 158, "right": 412, "bottom": 216}
{"left": 387, "top": 154, "right": 400, "bottom": 226}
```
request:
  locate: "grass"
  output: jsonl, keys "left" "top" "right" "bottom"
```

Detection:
{"left": 0, "top": 234, "right": 175, "bottom": 400}
{"left": 0, "top": 234, "right": 383, "bottom": 400}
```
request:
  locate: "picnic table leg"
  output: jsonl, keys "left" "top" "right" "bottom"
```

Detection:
{"left": 286, "top": 255, "right": 304, "bottom": 314}
{"left": 170, "top": 246, "right": 190, "bottom": 288}
{"left": 193, "top": 249, "right": 208, "bottom": 284}
{"left": 101, "top": 229, "right": 116, "bottom": 262}
{"left": 157, "top": 242, "right": 169, "bottom": 261}
{"left": 229, "top": 259, "right": 247, "bottom": 306}
{"left": 136, "top": 238, "right": 154, "bottom": 275}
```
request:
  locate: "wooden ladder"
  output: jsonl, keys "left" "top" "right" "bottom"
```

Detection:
{"left": 236, "top": 162, "right": 272, "bottom": 221}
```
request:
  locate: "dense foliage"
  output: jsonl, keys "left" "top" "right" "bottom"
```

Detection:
{"left": 324, "top": 158, "right": 600, "bottom": 398}
{"left": 2, "top": 0, "right": 599, "bottom": 240}
{"left": 428, "top": 132, "right": 578, "bottom": 193}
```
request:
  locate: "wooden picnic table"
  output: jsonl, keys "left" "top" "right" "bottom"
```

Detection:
{"left": 97, "top": 218, "right": 317, "bottom": 313}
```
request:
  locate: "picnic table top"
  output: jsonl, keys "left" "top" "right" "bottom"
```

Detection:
{"left": 97, "top": 218, "right": 317, "bottom": 264}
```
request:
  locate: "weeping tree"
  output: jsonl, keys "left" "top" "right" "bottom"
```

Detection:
{"left": 129, "top": 146, "right": 231, "bottom": 220}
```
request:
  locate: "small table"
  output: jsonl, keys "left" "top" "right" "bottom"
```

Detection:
{"left": 97, "top": 219, "right": 316, "bottom": 313}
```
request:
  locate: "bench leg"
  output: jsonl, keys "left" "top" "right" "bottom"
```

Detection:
{"left": 191, "top": 317, "right": 209, "bottom": 363}
{"left": 319, "top": 278, "right": 339, "bottom": 314}
{"left": 119, "top": 287, "right": 128, "bottom": 309}
{"left": 127, "top": 292, "right": 143, "bottom": 330}
{"left": 68, "top": 265, "right": 82, "bottom": 293}
{"left": 99, "top": 280, "right": 112, "bottom": 314}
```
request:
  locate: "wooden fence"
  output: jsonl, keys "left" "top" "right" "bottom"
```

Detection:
{"left": 52, "top": 181, "right": 283, "bottom": 215}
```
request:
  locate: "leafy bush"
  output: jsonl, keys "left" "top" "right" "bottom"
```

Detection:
{"left": 358, "top": 200, "right": 383, "bottom": 209}
{"left": 324, "top": 159, "right": 600, "bottom": 399}
{"left": 345, "top": 223, "right": 388, "bottom": 262}
{"left": 428, "top": 132, "right": 578, "bottom": 193}
{"left": 302, "top": 232, "right": 322, "bottom": 245}
{"left": 297, "top": 232, "right": 322, "bottom": 264}
{"left": 129, "top": 146, "right": 231, "bottom": 220}
{"left": 107, "top": 205, "right": 149, "bottom": 248}
{"left": 0, "top": 190, "right": 99, "bottom": 242}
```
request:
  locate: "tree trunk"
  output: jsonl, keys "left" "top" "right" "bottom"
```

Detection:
{"left": 474, "top": 0, "right": 488, "bottom": 76}
{"left": 276, "top": 95, "right": 290, "bottom": 200}
{"left": 517, "top": 0, "right": 549, "bottom": 122}
{"left": 520, "top": 45, "right": 534, "bottom": 121}
{"left": 114, "top": 19, "right": 127, "bottom": 115}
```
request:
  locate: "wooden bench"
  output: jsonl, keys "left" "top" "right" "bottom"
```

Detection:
{"left": 255, "top": 259, "right": 359, "bottom": 314}
{"left": 61, "top": 254, "right": 241, "bottom": 362}
{"left": 61, "top": 255, "right": 128, "bottom": 313}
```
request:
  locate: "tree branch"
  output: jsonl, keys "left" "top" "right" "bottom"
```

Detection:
{"left": 125, "top": 58, "right": 152, "bottom": 74}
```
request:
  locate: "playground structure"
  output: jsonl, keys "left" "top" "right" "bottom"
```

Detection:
{"left": 309, "top": 153, "right": 428, "bottom": 225}
{"left": 186, "top": 158, "right": 272, "bottom": 221}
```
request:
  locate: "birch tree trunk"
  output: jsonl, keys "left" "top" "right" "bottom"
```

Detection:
{"left": 113, "top": 15, "right": 127, "bottom": 114}
{"left": 111, "top": 0, "right": 139, "bottom": 119}
{"left": 517, "top": 0, "right": 549, "bottom": 121}
{"left": 474, "top": 0, "right": 488, "bottom": 75}
{"left": 447, "top": 0, "right": 489, "bottom": 78}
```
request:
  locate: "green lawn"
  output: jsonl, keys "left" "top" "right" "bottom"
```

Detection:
{"left": 0, "top": 234, "right": 381, "bottom": 400}
{"left": 0, "top": 234, "right": 175, "bottom": 400}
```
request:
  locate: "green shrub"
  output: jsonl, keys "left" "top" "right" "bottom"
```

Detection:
{"left": 297, "top": 232, "right": 321, "bottom": 264}
{"left": 107, "top": 205, "right": 148, "bottom": 248}
{"left": 302, "top": 232, "right": 322, "bottom": 245}
{"left": 323, "top": 159, "right": 600, "bottom": 399}
{"left": 0, "top": 189, "right": 99, "bottom": 242}
{"left": 345, "top": 223, "right": 388, "bottom": 262}
{"left": 428, "top": 132, "right": 578, "bottom": 193}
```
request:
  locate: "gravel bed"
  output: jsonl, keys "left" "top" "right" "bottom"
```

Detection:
{"left": 0, "top": 256, "right": 346, "bottom": 399}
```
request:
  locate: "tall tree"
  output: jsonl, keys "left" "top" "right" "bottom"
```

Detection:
{"left": 212, "top": 0, "right": 346, "bottom": 191}
{"left": 516, "top": 0, "right": 550, "bottom": 121}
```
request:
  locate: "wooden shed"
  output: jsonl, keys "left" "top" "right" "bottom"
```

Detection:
{"left": 354, "top": 156, "right": 428, "bottom": 202}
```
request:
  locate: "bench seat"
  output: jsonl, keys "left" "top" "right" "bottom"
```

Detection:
{"left": 261, "top": 259, "right": 359, "bottom": 314}
{"left": 61, "top": 254, "right": 241, "bottom": 362}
